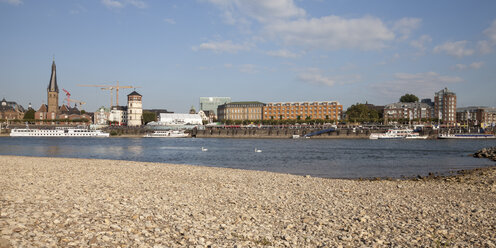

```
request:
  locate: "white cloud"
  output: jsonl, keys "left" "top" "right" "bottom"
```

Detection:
{"left": 164, "top": 18, "right": 176, "bottom": 24}
{"left": 239, "top": 64, "right": 258, "bottom": 73}
{"left": 410, "top": 35, "right": 432, "bottom": 54}
{"left": 208, "top": 0, "right": 305, "bottom": 23}
{"left": 266, "top": 49, "right": 300, "bottom": 58}
{"left": 1, "top": 0, "right": 22, "bottom": 5}
{"left": 192, "top": 40, "right": 251, "bottom": 53}
{"left": 101, "top": 0, "right": 146, "bottom": 9}
{"left": 102, "top": 0, "right": 123, "bottom": 8}
{"left": 454, "top": 64, "right": 467, "bottom": 70}
{"left": 477, "top": 40, "right": 493, "bottom": 54}
{"left": 469, "top": 61, "right": 484, "bottom": 69}
{"left": 393, "top": 17, "right": 422, "bottom": 40}
{"left": 127, "top": 0, "right": 146, "bottom": 8}
{"left": 433, "top": 41, "right": 474, "bottom": 58}
{"left": 373, "top": 72, "right": 463, "bottom": 98}
{"left": 298, "top": 68, "right": 361, "bottom": 87}
{"left": 484, "top": 19, "right": 496, "bottom": 43}
{"left": 299, "top": 73, "right": 335, "bottom": 86}
{"left": 265, "top": 15, "right": 395, "bottom": 50}
{"left": 454, "top": 61, "right": 485, "bottom": 70}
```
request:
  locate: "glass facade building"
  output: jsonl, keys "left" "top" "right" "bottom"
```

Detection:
{"left": 199, "top": 97, "right": 231, "bottom": 117}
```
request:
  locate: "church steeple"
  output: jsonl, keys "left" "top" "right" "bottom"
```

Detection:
{"left": 48, "top": 59, "right": 58, "bottom": 93}
{"left": 47, "top": 59, "right": 59, "bottom": 118}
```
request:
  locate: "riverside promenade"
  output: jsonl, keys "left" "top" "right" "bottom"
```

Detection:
{"left": 1, "top": 155, "right": 495, "bottom": 247}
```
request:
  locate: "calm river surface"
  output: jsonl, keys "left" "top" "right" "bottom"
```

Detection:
{"left": 1, "top": 137, "right": 495, "bottom": 178}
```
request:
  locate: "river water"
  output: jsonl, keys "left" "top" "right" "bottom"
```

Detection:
{"left": 1, "top": 137, "right": 495, "bottom": 178}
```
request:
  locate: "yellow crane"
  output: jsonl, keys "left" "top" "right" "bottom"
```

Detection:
{"left": 77, "top": 81, "right": 140, "bottom": 107}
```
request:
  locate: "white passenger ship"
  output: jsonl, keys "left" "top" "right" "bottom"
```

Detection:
{"left": 10, "top": 127, "right": 110, "bottom": 137}
{"left": 144, "top": 130, "right": 189, "bottom": 138}
{"left": 369, "top": 129, "right": 427, "bottom": 139}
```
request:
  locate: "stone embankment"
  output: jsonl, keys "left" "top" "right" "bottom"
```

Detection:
{"left": 1, "top": 155, "right": 495, "bottom": 247}
{"left": 473, "top": 147, "right": 496, "bottom": 161}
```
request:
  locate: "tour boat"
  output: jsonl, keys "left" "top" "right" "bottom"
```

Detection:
{"left": 144, "top": 130, "right": 189, "bottom": 138}
{"left": 438, "top": 133, "right": 496, "bottom": 139}
{"left": 369, "top": 129, "right": 416, "bottom": 139}
{"left": 10, "top": 127, "right": 109, "bottom": 137}
{"left": 405, "top": 133, "right": 429, "bottom": 139}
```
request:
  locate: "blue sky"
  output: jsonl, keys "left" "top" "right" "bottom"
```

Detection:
{"left": 1, "top": 0, "right": 496, "bottom": 113}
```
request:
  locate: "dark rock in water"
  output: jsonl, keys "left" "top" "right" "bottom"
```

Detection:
{"left": 473, "top": 147, "right": 496, "bottom": 162}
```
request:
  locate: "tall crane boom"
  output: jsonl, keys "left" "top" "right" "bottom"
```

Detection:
{"left": 77, "top": 81, "right": 141, "bottom": 108}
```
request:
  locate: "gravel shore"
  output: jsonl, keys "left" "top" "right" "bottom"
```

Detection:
{"left": 1, "top": 155, "right": 495, "bottom": 247}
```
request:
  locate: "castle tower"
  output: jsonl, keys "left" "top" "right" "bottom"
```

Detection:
{"left": 127, "top": 91, "right": 142, "bottom": 126}
{"left": 47, "top": 60, "right": 59, "bottom": 119}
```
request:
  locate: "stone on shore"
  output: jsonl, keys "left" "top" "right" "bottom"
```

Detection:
{"left": 0, "top": 155, "right": 495, "bottom": 247}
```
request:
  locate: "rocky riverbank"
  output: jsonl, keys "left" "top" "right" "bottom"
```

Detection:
{"left": 1, "top": 155, "right": 495, "bottom": 247}
{"left": 473, "top": 146, "right": 496, "bottom": 161}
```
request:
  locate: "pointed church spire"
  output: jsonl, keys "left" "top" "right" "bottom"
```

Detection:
{"left": 48, "top": 59, "right": 58, "bottom": 93}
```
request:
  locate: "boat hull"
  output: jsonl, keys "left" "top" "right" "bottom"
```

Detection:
{"left": 10, "top": 128, "right": 109, "bottom": 137}
{"left": 438, "top": 134, "right": 496, "bottom": 139}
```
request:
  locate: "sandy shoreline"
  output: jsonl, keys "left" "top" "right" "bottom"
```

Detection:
{"left": 1, "top": 155, "right": 495, "bottom": 247}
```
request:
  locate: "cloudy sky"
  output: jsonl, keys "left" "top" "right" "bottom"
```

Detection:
{"left": 1, "top": 0, "right": 496, "bottom": 112}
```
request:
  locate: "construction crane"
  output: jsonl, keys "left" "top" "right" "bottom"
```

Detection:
{"left": 77, "top": 81, "right": 140, "bottom": 108}
{"left": 62, "top": 88, "right": 71, "bottom": 107}
{"left": 67, "top": 98, "right": 86, "bottom": 107}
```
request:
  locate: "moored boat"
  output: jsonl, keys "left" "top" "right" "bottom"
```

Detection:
{"left": 438, "top": 133, "right": 496, "bottom": 139}
{"left": 369, "top": 129, "right": 415, "bottom": 139}
{"left": 144, "top": 130, "right": 189, "bottom": 138}
{"left": 405, "top": 133, "right": 429, "bottom": 139}
{"left": 10, "top": 127, "right": 109, "bottom": 137}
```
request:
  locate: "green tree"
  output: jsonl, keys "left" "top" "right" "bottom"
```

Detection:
{"left": 345, "top": 104, "right": 379, "bottom": 123}
{"left": 23, "top": 109, "right": 35, "bottom": 120}
{"left": 142, "top": 111, "right": 156, "bottom": 124}
{"left": 399, "top": 94, "right": 419, "bottom": 103}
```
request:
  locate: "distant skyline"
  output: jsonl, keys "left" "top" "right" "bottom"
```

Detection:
{"left": 1, "top": 0, "right": 496, "bottom": 112}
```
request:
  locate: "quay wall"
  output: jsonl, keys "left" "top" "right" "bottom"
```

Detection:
{"left": 194, "top": 128, "right": 375, "bottom": 139}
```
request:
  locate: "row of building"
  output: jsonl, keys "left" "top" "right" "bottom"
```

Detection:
{"left": 1, "top": 61, "right": 495, "bottom": 128}
{"left": 382, "top": 88, "right": 496, "bottom": 127}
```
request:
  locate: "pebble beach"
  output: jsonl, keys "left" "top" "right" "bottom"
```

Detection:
{"left": 1, "top": 155, "right": 495, "bottom": 247}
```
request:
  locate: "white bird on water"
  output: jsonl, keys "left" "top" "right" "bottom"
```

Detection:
{"left": 201, "top": 147, "right": 208, "bottom": 152}
{"left": 255, "top": 148, "right": 262, "bottom": 153}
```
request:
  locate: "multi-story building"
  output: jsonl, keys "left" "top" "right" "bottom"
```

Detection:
{"left": 383, "top": 102, "right": 433, "bottom": 123}
{"left": 94, "top": 106, "right": 110, "bottom": 125}
{"left": 435, "top": 88, "right": 457, "bottom": 126}
{"left": 217, "top": 101, "right": 264, "bottom": 121}
{"left": 456, "top": 106, "right": 496, "bottom": 128}
{"left": 263, "top": 101, "right": 342, "bottom": 121}
{"left": 199, "top": 97, "right": 231, "bottom": 119}
{"left": 0, "top": 98, "right": 25, "bottom": 120}
{"left": 109, "top": 106, "right": 128, "bottom": 125}
{"left": 127, "top": 91, "right": 142, "bottom": 126}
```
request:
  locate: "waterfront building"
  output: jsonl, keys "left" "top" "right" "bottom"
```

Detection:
{"left": 199, "top": 97, "right": 231, "bottom": 119}
{"left": 158, "top": 113, "right": 203, "bottom": 125}
{"left": 0, "top": 98, "right": 25, "bottom": 120}
{"left": 109, "top": 106, "right": 128, "bottom": 126}
{"left": 145, "top": 113, "right": 203, "bottom": 130}
{"left": 263, "top": 101, "right": 342, "bottom": 121}
{"left": 127, "top": 91, "right": 142, "bottom": 126}
{"left": 456, "top": 106, "right": 496, "bottom": 128}
{"left": 383, "top": 102, "right": 433, "bottom": 124}
{"left": 217, "top": 101, "right": 264, "bottom": 121}
{"left": 94, "top": 106, "right": 110, "bottom": 125}
{"left": 435, "top": 88, "right": 457, "bottom": 126}
{"left": 198, "top": 110, "right": 215, "bottom": 123}
{"left": 421, "top": 98, "right": 435, "bottom": 108}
